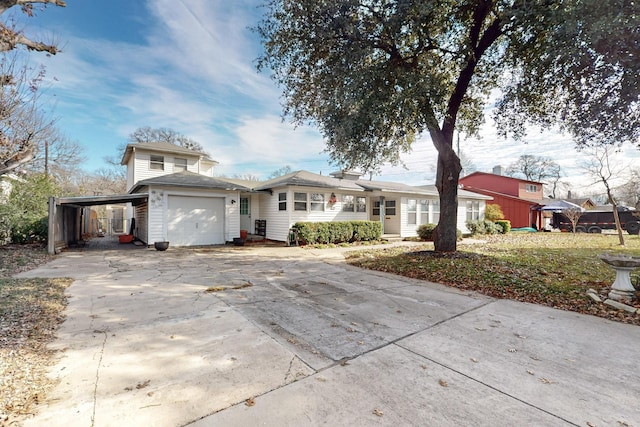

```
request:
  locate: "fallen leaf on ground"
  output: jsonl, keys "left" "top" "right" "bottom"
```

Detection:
{"left": 438, "top": 379, "right": 448, "bottom": 387}
{"left": 245, "top": 397, "right": 255, "bottom": 407}
{"left": 373, "top": 408, "right": 383, "bottom": 417}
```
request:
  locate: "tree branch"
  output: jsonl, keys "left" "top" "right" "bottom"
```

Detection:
{"left": 0, "top": 0, "right": 66, "bottom": 15}
{"left": 442, "top": 4, "right": 502, "bottom": 141}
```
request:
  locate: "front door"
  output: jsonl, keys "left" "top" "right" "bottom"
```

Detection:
{"left": 371, "top": 198, "right": 398, "bottom": 234}
{"left": 240, "top": 197, "right": 251, "bottom": 232}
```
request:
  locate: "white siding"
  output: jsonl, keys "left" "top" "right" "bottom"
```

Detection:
{"left": 260, "top": 189, "right": 291, "bottom": 242}
{"left": 148, "top": 187, "right": 165, "bottom": 244}
{"left": 258, "top": 187, "right": 370, "bottom": 242}
{"left": 126, "top": 156, "right": 135, "bottom": 191}
{"left": 226, "top": 192, "right": 240, "bottom": 241}
{"left": 457, "top": 197, "right": 486, "bottom": 234}
{"left": 400, "top": 197, "right": 416, "bottom": 237}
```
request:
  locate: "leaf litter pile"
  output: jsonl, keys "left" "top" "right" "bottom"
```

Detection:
{"left": 346, "top": 233, "right": 640, "bottom": 326}
{"left": 0, "top": 244, "right": 71, "bottom": 425}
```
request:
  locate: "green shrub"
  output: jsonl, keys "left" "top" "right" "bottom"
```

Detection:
{"left": 417, "top": 223, "right": 437, "bottom": 241}
{"left": 495, "top": 219, "right": 511, "bottom": 234}
{"left": 293, "top": 221, "right": 381, "bottom": 244}
{"left": 466, "top": 220, "right": 502, "bottom": 236}
{"left": 352, "top": 221, "right": 382, "bottom": 241}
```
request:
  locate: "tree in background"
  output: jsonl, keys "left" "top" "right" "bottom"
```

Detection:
{"left": 257, "top": 1, "right": 639, "bottom": 252}
{"left": 562, "top": 207, "right": 584, "bottom": 235}
{"left": 617, "top": 168, "right": 640, "bottom": 210}
{"left": 582, "top": 147, "right": 626, "bottom": 245}
{"left": 0, "top": 1, "right": 66, "bottom": 175}
{"left": 128, "top": 126, "right": 207, "bottom": 153}
{"left": 267, "top": 165, "right": 292, "bottom": 179}
{"left": 0, "top": 56, "right": 57, "bottom": 175}
{"left": 505, "top": 154, "right": 563, "bottom": 198}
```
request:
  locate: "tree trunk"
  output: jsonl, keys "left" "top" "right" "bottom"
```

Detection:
{"left": 604, "top": 179, "right": 625, "bottom": 246}
{"left": 612, "top": 206, "right": 624, "bottom": 246}
{"left": 430, "top": 128, "right": 462, "bottom": 252}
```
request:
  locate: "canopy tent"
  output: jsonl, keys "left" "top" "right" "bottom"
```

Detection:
{"left": 539, "top": 200, "right": 584, "bottom": 212}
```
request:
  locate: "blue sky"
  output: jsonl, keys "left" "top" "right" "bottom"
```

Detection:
{"left": 17, "top": 0, "right": 640, "bottom": 195}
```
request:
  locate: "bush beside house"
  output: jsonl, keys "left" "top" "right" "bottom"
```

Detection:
{"left": 0, "top": 174, "right": 58, "bottom": 244}
{"left": 293, "top": 220, "right": 382, "bottom": 244}
{"left": 466, "top": 219, "right": 511, "bottom": 235}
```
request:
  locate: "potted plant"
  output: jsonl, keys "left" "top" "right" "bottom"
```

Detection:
{"left": 154, "top": 236, "right": 169, "bottom": 251}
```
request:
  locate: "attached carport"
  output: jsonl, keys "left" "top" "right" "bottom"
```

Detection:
{"left": 48, "top": 193, "right": 148, "bottom": 254}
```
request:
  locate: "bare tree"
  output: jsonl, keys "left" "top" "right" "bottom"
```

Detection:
{"left": 617, "top": 168, "right": 640, "bottom": 210}
{"left": 267, "top": 165, "right": 292, "bottom": 179}
{"left": 28, "top": 134, "right": 86, "bottom": 179}
{"left": 581, "top": 147, "right": 626, "bottom": 245}
{"left": 0, "top": 0, "right": 65, "bottom": 54}
{"left": 0, "top": 56, "right": 57, "bottom": 175}
{"left": 506, "top": 155, "right": 563, "bottom": 197}
{"left": 562, "top": 207, "right": 584, "bottom": 234}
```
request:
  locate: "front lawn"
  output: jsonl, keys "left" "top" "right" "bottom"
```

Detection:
{"left": 346, "top": 233, "right": 640, "bottom": 325}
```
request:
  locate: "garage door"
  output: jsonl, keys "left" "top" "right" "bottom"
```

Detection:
{"left": 167, "top": 196, "right": 225, "bottom": 246}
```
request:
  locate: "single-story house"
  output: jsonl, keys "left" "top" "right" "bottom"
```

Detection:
{"left": 47, "top": 143, "right": 491, "bottom": 251}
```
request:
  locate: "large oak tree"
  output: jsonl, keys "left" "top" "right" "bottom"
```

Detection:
{"left": 257, "top": 0, "right": 639, "bottom": 252}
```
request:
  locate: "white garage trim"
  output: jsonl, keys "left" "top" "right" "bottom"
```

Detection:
{"left": 167, "top": 195, "right": 225, "bottom": 246}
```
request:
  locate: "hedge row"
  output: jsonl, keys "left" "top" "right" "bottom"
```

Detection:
{"left": 293, "top": 221, "right": 382, "bottom": 244}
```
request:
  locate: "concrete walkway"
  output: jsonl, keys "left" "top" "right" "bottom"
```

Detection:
{"left": 15, "top": 240, "right": 640, "bottom": 426}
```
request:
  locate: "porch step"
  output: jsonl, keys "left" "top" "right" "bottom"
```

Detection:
{"left": 382, "top": 234, "right": 402, "bottom": 243}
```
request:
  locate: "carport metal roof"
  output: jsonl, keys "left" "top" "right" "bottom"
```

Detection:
{"left": 55, "top": 193, "right": 149, "bottom": 207}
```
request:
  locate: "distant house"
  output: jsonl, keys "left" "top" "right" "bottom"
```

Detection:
{"left": 566, "top": 198, "right": 597, "bottom": 210}
{"left": 459, "top": 168, "right": 545, "bottom": 229}
{"left": 48, "top": 143, "right": 491, "bottom": 250}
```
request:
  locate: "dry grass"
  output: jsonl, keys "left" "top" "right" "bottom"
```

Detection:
{"left": 0, "top": 244, "right": 70, "bottom": 426}
{"left": 347, "top": 232, "right": 640, "bottom": 325}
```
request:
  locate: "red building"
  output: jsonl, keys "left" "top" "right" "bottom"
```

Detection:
{"left": 459, "top": 169, "right": 544, "bottom": 229}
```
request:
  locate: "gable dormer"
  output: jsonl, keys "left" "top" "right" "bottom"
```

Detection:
{"left": 121, "top": 142, "right": 218, "bottom": 191}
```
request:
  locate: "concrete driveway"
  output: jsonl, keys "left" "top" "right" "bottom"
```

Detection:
{"left": 16, "top": 242, "right": 640, "bottom": 426}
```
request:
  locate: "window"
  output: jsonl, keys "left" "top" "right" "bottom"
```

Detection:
{"left": 373, "top": 200, "right": 396, "bottom": 216}
{"left": 526, "top": 184, "right": 538, "bottom": 193}
{"left": 150, "top": 155, "right": 164, "bottom": 171}
{"left": 278, "top": 192, "right": 287, "bottom": 211}
{"left": 240, "top": 197, "right": 249, "bottom": 215}
{"left": 431, "top": 200, "right": 440, "bottom": 224}
{"left": 466, "top": 200, "right": 480, "bottom": 221}
{"left": 385, "top": 200, "right": 396, "bottom": 216}
{"left": 342, "top": 195, "right": 354, "bottom": 212}
{"left": 294, "top": 192, "right": 307, "bottom": 211}
{"left": 310, "top": 193, "right": 325, "bottom": 211}
{"left": 407, "top": 199, "right": 417, "bottom": 225}
{"left": 420, "top": 200, "right": 429, "bottom": 224}
{"left": 356, "top": 197, "right": 366, "bottom": 213}
{"left": 174, "top": 157, "right": 187, "bottom": 172}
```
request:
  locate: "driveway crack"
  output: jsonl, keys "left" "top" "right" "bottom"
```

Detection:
{"left": 91, "top": 330, "right": 108, "bottom": 427}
